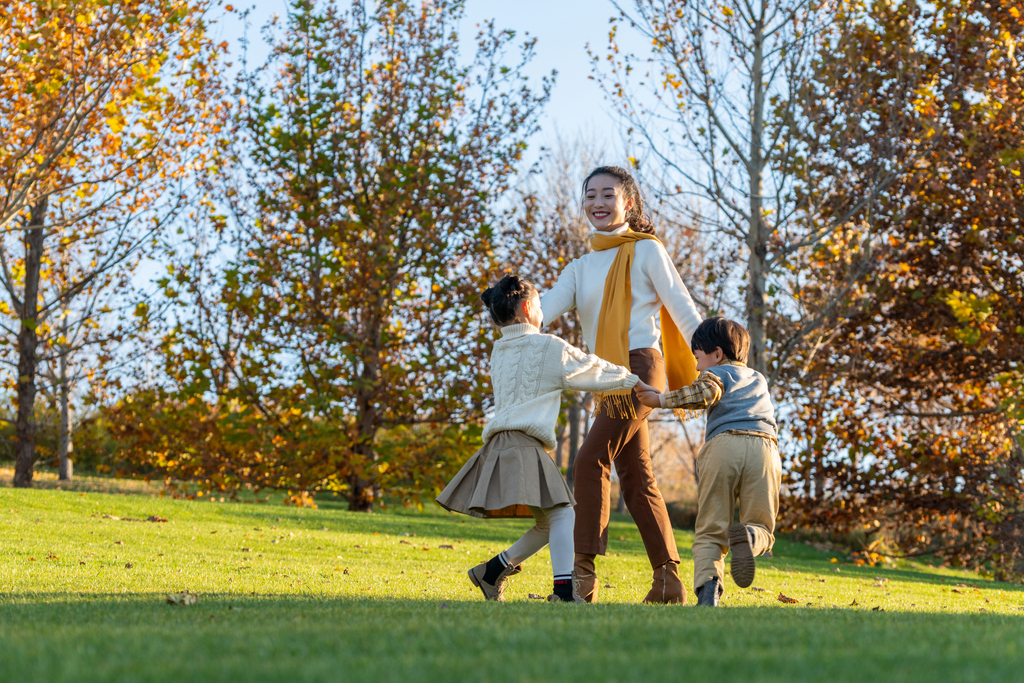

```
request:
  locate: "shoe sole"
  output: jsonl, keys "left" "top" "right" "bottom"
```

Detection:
{"left": 467, "top": 568, "right": 490, "bottom": 600}
{"left": 729, "top": 523, "right": 756, "bottom": 588}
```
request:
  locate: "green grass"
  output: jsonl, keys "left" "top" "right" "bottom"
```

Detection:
{"left": 2, "top": 486, "right": 1023, "bottom": 682}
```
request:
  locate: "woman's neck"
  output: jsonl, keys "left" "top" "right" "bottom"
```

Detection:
{"left": 595, "top": 221, "right": 629, "bottom": 233}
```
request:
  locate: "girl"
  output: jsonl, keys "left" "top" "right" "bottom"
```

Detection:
{"left": 540, "top": 166, "right": 703, "bottom": 605}
{"left": 436, "top": 274, "right": 639, "bottom": 603}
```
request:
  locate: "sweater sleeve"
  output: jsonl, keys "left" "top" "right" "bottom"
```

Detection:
{"left": 642, "top": 241, "right": 703, "bottom": 344}
{"left": 540, "top": 260, "right": 577, "bottom": 328}
{"left": 555, "top": 338, "right": 640, "bottom": 393}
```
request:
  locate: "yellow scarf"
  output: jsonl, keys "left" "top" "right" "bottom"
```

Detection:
{"left": 590, "top": 230, "right": 699, "bottom": 420}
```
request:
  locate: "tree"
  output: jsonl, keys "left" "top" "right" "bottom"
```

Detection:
{"left": 143, "top": 0, "right": 550, "bottom": 510}
{"left": 596, "top": 0, "right": 952, "bottom": 380}
{"left": 780, "top": 0, "right": 1024, "bottom": 577}
{"left": 0, "top": 0, "right": 227, "bottom": 487}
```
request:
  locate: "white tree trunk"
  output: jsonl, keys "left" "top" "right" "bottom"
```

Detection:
{"left": 58, "top": 343, "right": 73, "bottom": 481}
{"left": 746, "top": 10, "right": 769, "bottom": 376}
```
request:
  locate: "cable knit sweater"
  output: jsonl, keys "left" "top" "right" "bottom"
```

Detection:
{"left": 541, "top": 225, "right": 703, "bottom": 358}
{"left": 482, "top": 323, "right": 639, "bottom": 451}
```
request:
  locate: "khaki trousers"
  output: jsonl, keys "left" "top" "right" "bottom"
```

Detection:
{"left": 573, "top": 348, "right": 680, "bottom": 569}
{"left": 693, "top": 432, "right": 781, "bottom": 589}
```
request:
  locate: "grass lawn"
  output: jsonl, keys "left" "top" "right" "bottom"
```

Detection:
{"left": 2, "top": 485, "right": 1023, "bottom": 682}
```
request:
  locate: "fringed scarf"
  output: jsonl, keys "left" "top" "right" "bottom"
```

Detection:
{"left": 590, "top": 230, "right": 702, "bottom": 422}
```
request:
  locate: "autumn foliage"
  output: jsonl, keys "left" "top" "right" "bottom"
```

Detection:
{"left": 779, "top": 0, "right": 1024, "bottom": 577}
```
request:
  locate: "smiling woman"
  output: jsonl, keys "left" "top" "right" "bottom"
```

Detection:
{"left": 541, "top": 165, "right": 703, "bottom": 604}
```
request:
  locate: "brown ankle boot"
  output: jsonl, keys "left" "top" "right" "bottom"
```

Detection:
{"left": 643, "top": 561, "right": 687, "bottom": 605}
{"left": 573, "top": 553, "right": 599, "bottom": 603}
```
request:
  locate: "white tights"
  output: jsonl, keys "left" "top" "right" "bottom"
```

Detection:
{"left": 502, "top": 505, "right": 575, "bottom": 578}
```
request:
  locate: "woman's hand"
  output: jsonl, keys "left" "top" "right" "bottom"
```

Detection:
{"left": 634, "top": 380, "right": 663, "bottom": 408}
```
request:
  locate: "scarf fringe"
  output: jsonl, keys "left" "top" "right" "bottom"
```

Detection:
{"left": 594, "top": 392, "right": 637, "bottom": 420}
{"left": 672, "top": 407, "right": 704, "bottom": 423}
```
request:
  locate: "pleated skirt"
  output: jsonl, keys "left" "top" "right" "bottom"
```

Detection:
{"left": 435, "top": 430, "right": 576, "bottom": 519}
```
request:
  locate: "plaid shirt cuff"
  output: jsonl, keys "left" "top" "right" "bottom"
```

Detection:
{"left": 662, "top": 370, "right": 724, "bottom": 411}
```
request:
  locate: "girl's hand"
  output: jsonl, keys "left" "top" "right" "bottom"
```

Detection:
{"left": 634, "top": 380, "right": 663, "bottom": 408}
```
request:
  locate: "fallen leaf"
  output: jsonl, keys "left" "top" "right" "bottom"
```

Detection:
{"left": 778, "top": 593, "right": 799, "bottom": 604}
{"left": 440, "top": 602, "right": 448, "bottom": 609}
{"left": 241, "top": 548, "right": 251, "bottom": 552}
{"left": 850, "top": 599, "right": 858, "bottom": 606}
{"left": 750, "top": 587, "right": 767, "bottom": 592}
{"left": 114, "top": 541, "right": 124, "bottom": 546}
{"left": 166, "top": 592, "right": 198, "bottom": 606}
{"left": 400, "top": 540, "right": 412, "bottom": 545}
{"left": 528, "top": 593, "right": 545, "bottom": 600}
{"left": 872, "top": 606, "right": 884, "bottom": 612}
{"left": 439, "top": 544, "right": 454, "bottom": 550}
{"left": 604, "top": 584, "right": 615, "bottom": 589}
{"left": 952, "top": 589, "right": 962, "bottom": 594}
{"left": 125, "top": 563, "right": 132, "bottom": 569}
{"left": 103, "top": 515, "right": 120, "bottom": 520}
{"left": 343, "top": 568, "right": 350, "bottom": 575}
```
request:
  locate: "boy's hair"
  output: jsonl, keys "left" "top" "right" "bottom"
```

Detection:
{"left": 481, "top": 274, "right": 538, "bottom": 326}
{"left": 690, "top": 316, "right": 750, "bottom": 363}
{"left": 581, "top": 165, "right": 655, "bottom": 235}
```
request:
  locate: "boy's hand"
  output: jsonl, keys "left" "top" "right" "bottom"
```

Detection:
{"left": 634, "top": 380, "right": 663, "bottom": 408}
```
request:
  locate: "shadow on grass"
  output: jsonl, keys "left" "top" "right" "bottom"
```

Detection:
{"left": 2, "top": 593, "right": 1023, "bottom": 683}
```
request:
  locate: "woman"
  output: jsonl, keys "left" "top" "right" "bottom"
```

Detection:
{"left": 541, "top": 166, "right": 703, "bottom": 604}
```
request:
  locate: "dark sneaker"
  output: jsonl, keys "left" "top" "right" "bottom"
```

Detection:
{"left": 467, "top": 562, "right": 522, "bottom": 602}
{"left": 729, "top": 523, "right": 756, "bottom": 588}
{"left": 696, "top": 577, "right": 723, "bottom": 607}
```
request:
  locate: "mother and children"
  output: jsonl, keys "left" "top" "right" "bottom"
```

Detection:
{"left": 436, "top": 166, "right": 781, "bottom": 607}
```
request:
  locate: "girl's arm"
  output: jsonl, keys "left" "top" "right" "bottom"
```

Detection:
{"left": 642, "top": 241, "right": 703, "bottom": 343}
{"left": 557, "top": 339, "right": 639, "bottom": 393}
{"left": 540, "top": 260, "right": 577, "bottom": 328}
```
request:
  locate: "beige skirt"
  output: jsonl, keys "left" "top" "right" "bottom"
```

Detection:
{"left": 435, "top": 430, "right": 576, "bottom": 519}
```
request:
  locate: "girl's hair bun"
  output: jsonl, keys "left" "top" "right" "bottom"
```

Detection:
{"left": 481, "top": 274, "right": 538, "bottom": 326}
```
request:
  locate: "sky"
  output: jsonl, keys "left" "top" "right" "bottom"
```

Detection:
{"left": 214, "top": 0, "right": 650, "bottom": 165}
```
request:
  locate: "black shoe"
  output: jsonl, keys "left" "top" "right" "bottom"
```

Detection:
{"left": 696, "top": 577, "right": 723, "bottom": 607}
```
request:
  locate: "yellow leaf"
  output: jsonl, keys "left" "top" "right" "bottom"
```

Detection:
{"left": 721, "top": 6, "right": 734, "bottom": 16}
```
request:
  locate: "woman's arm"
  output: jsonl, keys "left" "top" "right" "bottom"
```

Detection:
{"left": 557, "top": 339, "right": 639, "bottom": 394}
{"left": 643, "top": 242, "right": 703, "bottom": 343}
{"left": 540, "top": 260, "right": 577, "bottom": 328}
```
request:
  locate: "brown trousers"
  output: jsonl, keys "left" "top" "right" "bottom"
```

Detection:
{"left": 573, "top": 348, "right": 680, "bottom": 569}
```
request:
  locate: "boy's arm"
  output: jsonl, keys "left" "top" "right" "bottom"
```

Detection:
{"left": 558, "top": 341, "right": 639, "bottom": 393}
{"left": 661, "top": 370, "right": 724, "bottom": 410}
{"left": 540, "top": 261, "right": 577, "bottom": 328}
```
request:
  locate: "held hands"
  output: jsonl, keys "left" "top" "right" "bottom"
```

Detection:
{"left": 633, "top": 380, "right": 663, "bottom": 409}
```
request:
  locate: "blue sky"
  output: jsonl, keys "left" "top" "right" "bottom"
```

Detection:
{"left": 214, "top": 0, "right": 649, "bottom": 163}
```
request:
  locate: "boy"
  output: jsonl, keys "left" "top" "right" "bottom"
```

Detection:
{"left": 635, "top": 317, "right": 780, "bottom": 606}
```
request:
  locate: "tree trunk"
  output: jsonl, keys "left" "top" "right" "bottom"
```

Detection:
{"left": 349, "top": 326, "right": 380, "bottom": 512}
{"left": 13, "top": 197, "right": 47, "bottom": 488}
{"left": 554, "top": 414, "right": 567, "bottom": 469}
{"left": 58, "top": 342, "right": 73, "bottom": 481}
{"left": 745, "top": 12, "right": 769, "bottom": 377}
{"left": 566, "top": 400, "right": 581, "bottom": 492}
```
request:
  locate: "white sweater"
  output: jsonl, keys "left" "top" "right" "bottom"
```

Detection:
{"left": 541, "top": 225, "right": 703, "bottom": 358}
{"left": 482, "top": 323, "right": 639, "bottom": 451}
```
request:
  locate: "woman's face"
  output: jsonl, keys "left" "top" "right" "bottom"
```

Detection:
{"left": 584, "top": 174, "right": 633, "bottom": 232}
